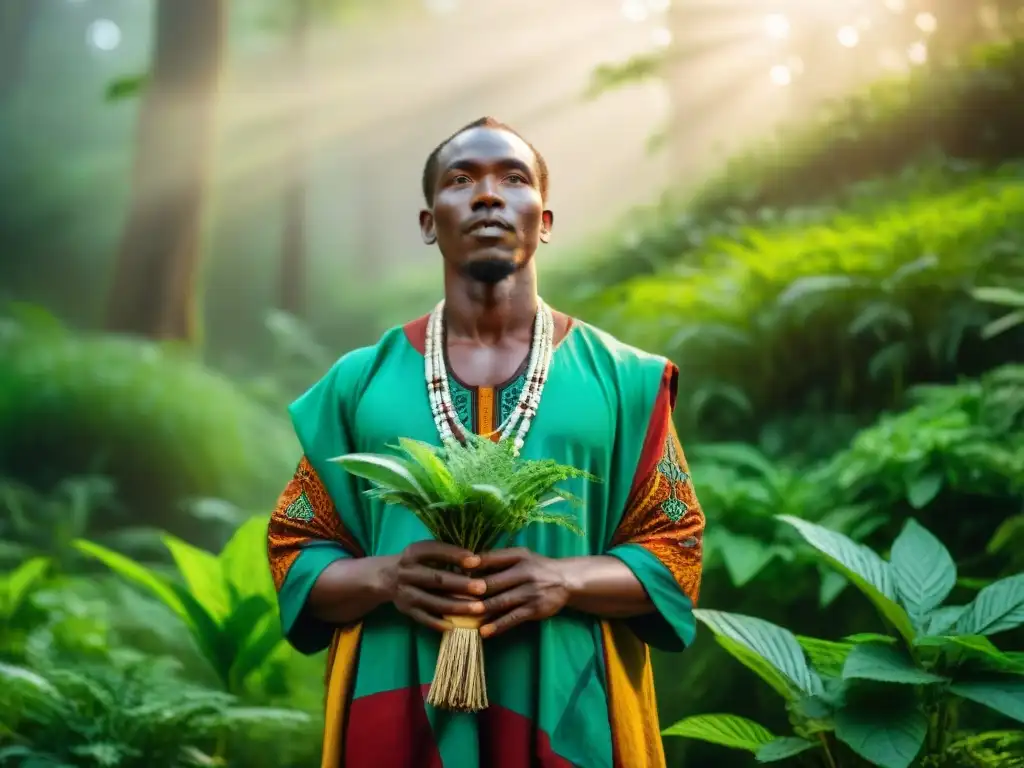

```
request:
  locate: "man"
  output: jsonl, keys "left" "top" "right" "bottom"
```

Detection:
{"left": 267, "top": 117, "right": 705, "bottom": 768}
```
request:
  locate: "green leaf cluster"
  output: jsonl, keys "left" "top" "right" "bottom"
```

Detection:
{"left": 0, "top": 652, "right": 311, "bottom": 768}
{"left": 664, "top": 517, "right": 1024, "bottom": 768}
{"left": 72, "top": 517, "right": 284, "bottom": 695}
{"left": 332, "top": 433, "right": 595, "bottom": 552}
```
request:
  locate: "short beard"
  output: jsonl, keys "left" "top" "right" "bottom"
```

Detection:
{"left": 461, "top": 257, "right": 518, "bottom": 285}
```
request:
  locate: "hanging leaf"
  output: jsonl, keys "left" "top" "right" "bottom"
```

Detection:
{"left": 950, "top": 677, "right": 1024, "bottom": 724}
{"left": 715, "top": 636, "right": 804, "bottom": 701}
{"left": 329, "top": 453, "right": 429, "bottom": 500}
{"left": 797, "top": 636, "right": 854, "bottom": 677}
{"left": 835, "top": 699, "right": 927, "bottom": 768}
{"left": 695, "top": 610, "right": 822, "bottom": 697}
{"left": 756, "top": 737, "right": 818, "bottom": 762}
{"left": 662, "top": 714, "right": 775, "bottom": 752}
{"left": 904, "top": 471, "right": 944, "bottom": 510}
{"left": 956, "top": 573, "right": 1024, "bottom": 636}
{"left": 164, "top": 534, "right": 231, "bottom": 621}
{"left": 842, "top": 643, "right": 947, "bottom": 685}
{"left": 890, "top": 519, "right": 957, "bottom": 620}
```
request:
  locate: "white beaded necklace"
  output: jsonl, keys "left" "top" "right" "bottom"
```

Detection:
{"left": 425, "top": 298, "right": 554, "bottom": 457}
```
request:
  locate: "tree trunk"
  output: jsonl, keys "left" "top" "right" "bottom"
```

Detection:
{"left": 278, "top": 0, "right": 312, "bottom": 319}
{"left": 105, "top": 0, "right": 226, "bottom": 342}
{"left": 0, "top": 0, "right": 41, "bottom": 102}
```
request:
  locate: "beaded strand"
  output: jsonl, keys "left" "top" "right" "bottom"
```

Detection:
{"left": 424, "top": 298, "right": 554, "bottom": 457}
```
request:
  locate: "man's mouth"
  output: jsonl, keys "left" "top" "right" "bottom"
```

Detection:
{"left": 467, "top": 217, "right": 512, "bottom": 234}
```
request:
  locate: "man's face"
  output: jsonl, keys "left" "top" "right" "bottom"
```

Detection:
{"left": 420, "top": 127, "right": 552, "bottom": 285}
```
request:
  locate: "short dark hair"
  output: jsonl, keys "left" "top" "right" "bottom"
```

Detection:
{"left": 421, "top": 116, "right": 549, "bottom": 206}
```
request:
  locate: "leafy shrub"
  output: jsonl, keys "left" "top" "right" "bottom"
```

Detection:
{"left": 74, "top": 516, "right": 287, "bottom": 696}
{"left": 665, "top": 517, "right": 1024, "bottom": 768}
{"left": 0, "top": 651, "right": 312, "bottom": 768}
{"left": 577, "top": 169, "right": 1024, "bottom": 440}
{"left": 0, "top": 305, "right": 296, "bottom": 545}
{"left": 689, "top": 41, "right": 1024, "bottom": 217}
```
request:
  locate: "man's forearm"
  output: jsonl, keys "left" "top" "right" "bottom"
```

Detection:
{"left": 556, "top": 555, "right": 654, "bottom": 619}
{"left": 306, "top": 554, "right": 398, "bottom": 625}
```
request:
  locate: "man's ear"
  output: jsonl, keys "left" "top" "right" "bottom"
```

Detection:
{"left": 419, "top": 209, "right": 437, "bottom": 245}
{"left": 539, "top": 209, "right": 554, "bottom": 244}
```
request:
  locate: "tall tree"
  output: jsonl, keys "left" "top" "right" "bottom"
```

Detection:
{"left": 106, "top": 0, "right": 226, "bottom": 341}
{"left": 277, "top": 0, "right": 312, "bottom": 319}
{"left": 0, "top": 0, "right": 41, "bottom": 103}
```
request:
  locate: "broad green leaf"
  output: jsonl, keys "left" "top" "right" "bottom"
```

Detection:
{"left": 164, "top": 534, "right": 230, "bottom": 621}
{"left": 819, "top": 569, "right": 848, "bottom": 607}
{"left": 923, "top": 605, "right": 966, "bottom": 636}
{"left": 951, "top": 677, "right": 1024, "bottom": 724}
{"left": 715, "top": 636, "right": 803, "bottom": 701}
{"left": 220, "top": 515, "right": 275, "bottom": 602}
{"left": 797, "top": 636, "right": 854, "bottom": 677}
{"left": 330, "top": 453, "right": 428, "bottom": 500}
{"left": 662, "top": 714, "right": 775, "bottom": 751}
{"left": 842, "top": 643, "right": 946, "bottom": 684}
{"left": 756, "top": 737, "right": 818, "bottom": 762}
{"left": 695, "top": 609, "right": 822, "bottom": 697}
{"left": 835, "top": 700, "right": 927, "bottom": 768}
{"left": 73, "top": 539, "right": 188, "bottom": 623}
{"left": 987, "top": 515, "right": 1024, "bottom": 555}
{"left": 778, "top": 516, "right": 915, "bottom": 642}
{"left": 2, "top": 556, "right": 50, "bottom": 616}
{"left": 905, "top": 471, "right": 943, "bottom": 510}
{"left": 168, "top": 581, "right": 232, "bottom": 686}
{"left": 222, "top": 594, "right": 273, "bottom": 650}
{"left": 717, "top": 531, "right": 777, "bottom": 587}
{"left": 956, "top": 573, "right": 1024, "bottom": 636}
{"left": 396, "top": 438, "right": 460, "bottom": 501}
{"left": 778, "top": 516, "right": 893, "bottom": 597}
{"left": 890, "top": 519, "right": 956, "bottom": 619}
{"left": 230, "top": 611, "right": 285, "bottom": 693}
{"left": 844, "top": 633, "right": 897, "bottom": 645}
{"left": 914, "top": 635, "right": 1024, "bottom": 674}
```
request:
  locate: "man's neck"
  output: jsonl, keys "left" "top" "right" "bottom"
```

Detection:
{"left": 442, "top": 264, "right": 538, "bottom": 345}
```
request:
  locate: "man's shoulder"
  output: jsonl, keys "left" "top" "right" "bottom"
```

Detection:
{"left": 571, "top": 319, "right": 669, "bottom": 373}
{"left": 326, "top": 324, "right": 409, "bottom": 385}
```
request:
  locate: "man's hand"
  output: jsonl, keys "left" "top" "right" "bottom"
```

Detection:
{"left": 387, "top": 542, "right": 486, "bottom": 632}
{"left": 476, "top": 548, "right": 571, "bottom": 638}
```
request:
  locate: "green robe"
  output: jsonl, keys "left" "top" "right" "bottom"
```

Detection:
{"left": 268, "top": 313, "right": 705, "bottom": 768}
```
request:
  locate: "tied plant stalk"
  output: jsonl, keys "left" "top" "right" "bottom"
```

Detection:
{"left": 330, "top": 433, "right": 595, "bottom": 712}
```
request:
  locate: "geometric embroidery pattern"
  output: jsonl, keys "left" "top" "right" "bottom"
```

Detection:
{"left": 612, "top": 411, "right": 705, "bottom": 607}
{"left": 285, "top": 492, "right": 315, "bottom": 522}
{"left": 267, "top": 456, "right": 363, "bottom": 591}
{"left": 657, "top": 435, "right": 690, "bottom": 522}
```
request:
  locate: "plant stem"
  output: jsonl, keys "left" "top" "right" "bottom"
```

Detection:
{"left": 818, "top": 733, "right": 838, "bottom": 768}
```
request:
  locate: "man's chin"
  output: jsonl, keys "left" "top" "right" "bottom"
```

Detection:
{"left": 461, "top": 257, "right": 518, "bottom": 285}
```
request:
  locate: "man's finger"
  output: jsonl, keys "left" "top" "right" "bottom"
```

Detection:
{"left": 475, "top": 547, "right": 530, "bottom": 572}
{"left": 480, "top": 584, "right": 530, "bottom": 615}
{"left": 401, "top": 565, "right": 486, "bottom": 595}
{"left": 481, "top": 563, "right": 529, "bottom": 595}
{"left": 403, "top": 541, "right": 480, "bottom": 570}
{"left": 405, "top": 607, "right": 451, "bottom": 633}
{"left": 405, "top": 585, "right": 485, "bottom": 618}
{"left": 480, "top": 606, "right": 532, "bottom": 639}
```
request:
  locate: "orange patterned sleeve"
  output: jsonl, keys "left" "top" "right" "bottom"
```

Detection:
{"left": 267, "top": 456, "right": 364, "bottom": 592}
{"left": 611, "top": 363, "right": 705, "bottom": 606}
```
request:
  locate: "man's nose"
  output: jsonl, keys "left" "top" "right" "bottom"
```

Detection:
{"left": 471, "top": 177, "right": 504, "bottom": 210}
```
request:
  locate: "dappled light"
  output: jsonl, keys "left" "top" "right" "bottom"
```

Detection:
{"left": 2, "top": 0, "right": 1024, "bottom": 766}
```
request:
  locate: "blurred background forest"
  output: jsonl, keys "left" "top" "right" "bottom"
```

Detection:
{"left": 1, "top": 0, "right": 1023, "bottom": 766}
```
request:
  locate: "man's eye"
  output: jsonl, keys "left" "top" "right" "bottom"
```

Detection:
{"left": 452, "top": 175, "right": 471, "bottom": 184}
{"left": 506, "top": 175, "right": 527, "bottom": 184}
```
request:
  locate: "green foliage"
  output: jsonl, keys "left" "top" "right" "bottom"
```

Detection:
{"left": 691, "top": 40, "right": 1024, "bottom": 216}
{"left": 666, "top": 517, "right": 1024, "bottom": 768}
{"left": 332, "top": 434, "right": 594, "bottom": 552}
{"left": 828, "top": 365, "right": 1024, "bottom": 509}
{"left": 0, "top": 306, "right": 296, "bottom": 543}
{"left": 73, "top": 517, "right": 285, "bottom": 695}
{"left": 575, "top": 168, "right": 1024, "bottom": 439}
{"left": 0, "top": 652, "right": 311, "bottom": 767}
